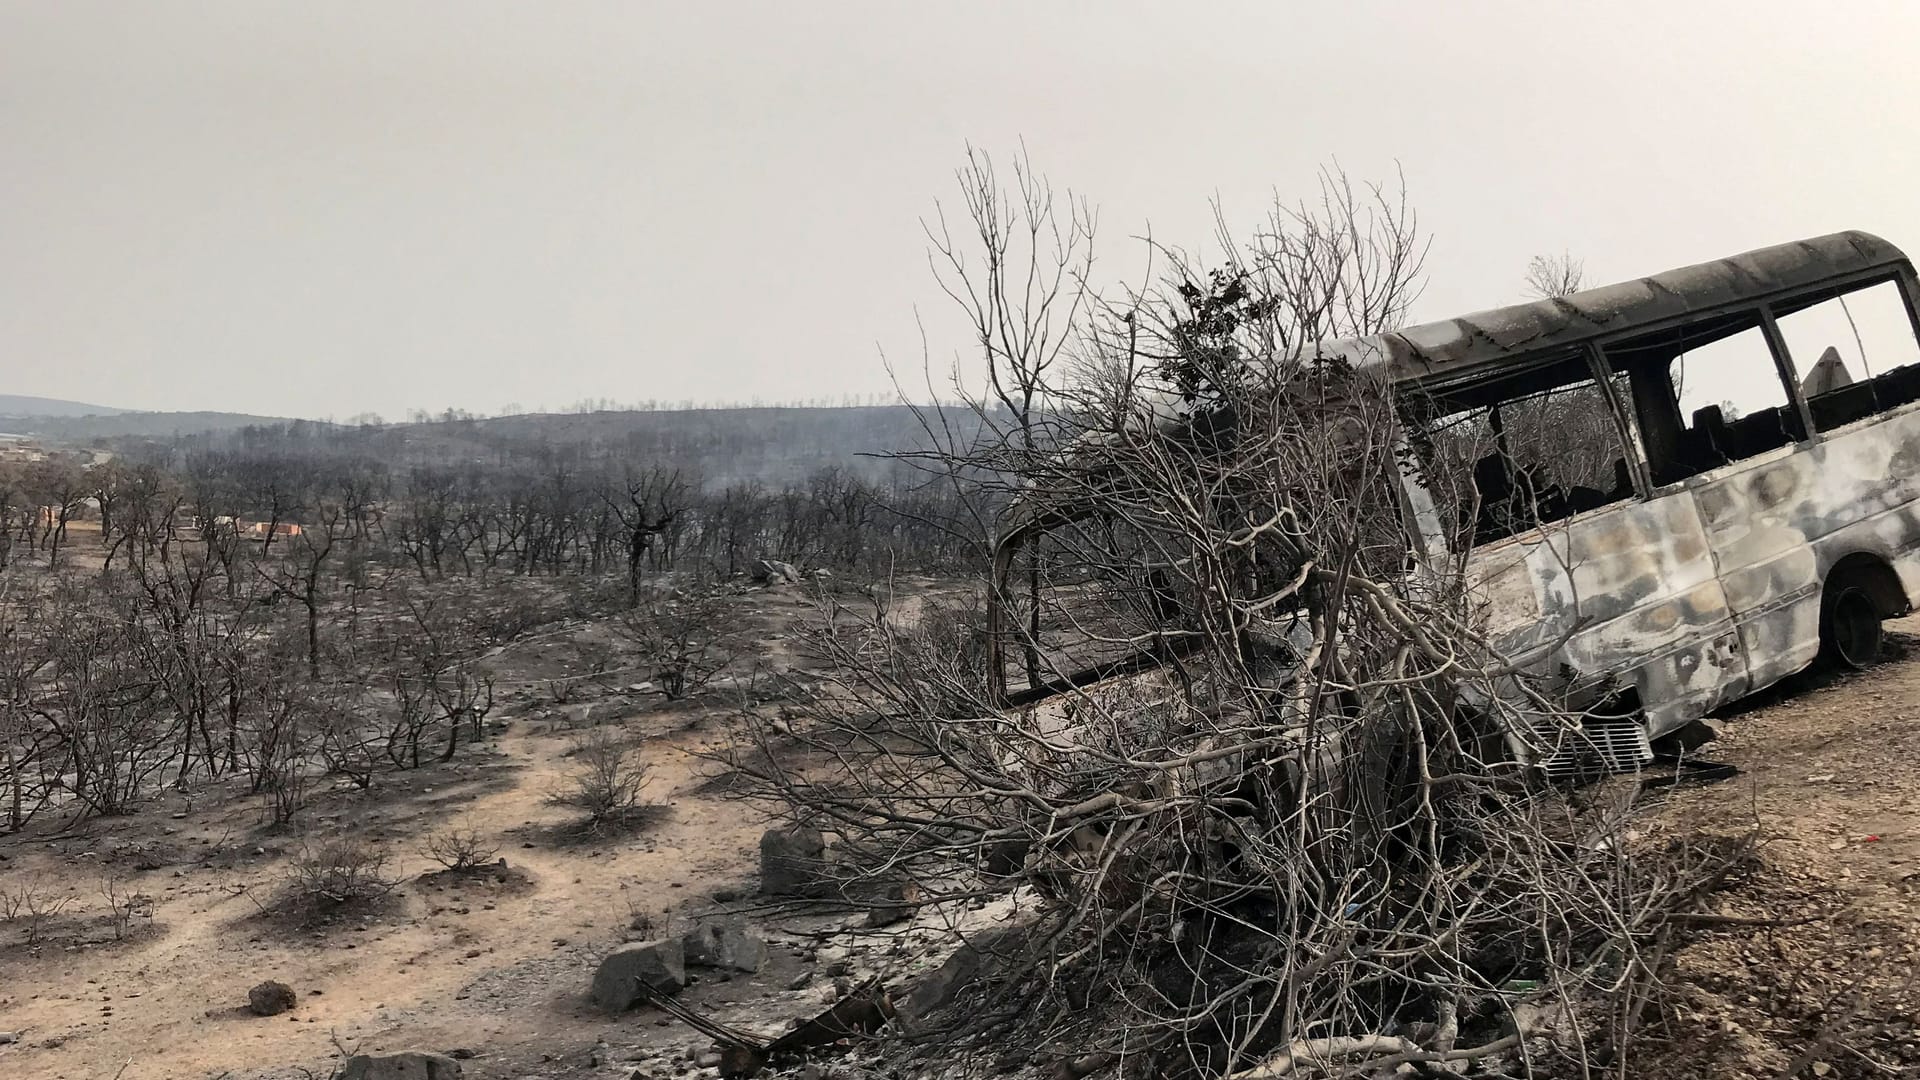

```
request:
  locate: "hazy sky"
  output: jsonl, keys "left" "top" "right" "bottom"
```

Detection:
{"left": 5, "top": 2, "right": 1920, "bottom": 420}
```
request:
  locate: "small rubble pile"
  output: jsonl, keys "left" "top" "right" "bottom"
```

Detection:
{"left": 337, "top": 1052, "right": 463, "bottom": 1079}
{"left": 759, "top": 827, "right": 921, "bottom": 926}
{"left": 759, "top": 826, "right": 831, "bottom": 897}
{"left": 593, "top": 920, "right": 771, "bottom": 1011}
{"left": 750, "top": 559, "right": 803, "bottom": 586}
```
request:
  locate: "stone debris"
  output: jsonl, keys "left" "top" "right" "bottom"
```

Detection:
{"left": 247, "top": 980, "right": 297, "bottom": 1017}
{"left": 683, "top": 920, "right": 769, "bottom": 973}
{"left": 337, "top": 1052, "right": 464, "bottom": 1080}
{"left": 592, "top": 938, "right": 689, "bottom": 1011}
{"left": 751, "top": 559, "right": 802, "bottom": 586}
{"left": 759, "top": 826, "right": 831, "bottom": 897}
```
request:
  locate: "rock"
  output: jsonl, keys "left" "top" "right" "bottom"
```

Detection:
{"left": 856, "top": 878, "right": 923, "bottom": 928}
{"left": 898, "top": 931, "right": 1020, "bottom": 1033}
{"left": 760, "top": 826, "right": 831, "bottom": 897}
{"left": 337, "top": 1052, "right": 463, "bottom": 1080}
{"left": 591, "top": 939, "right": 688, "bottom": 1011}
{"left": 682, "top": 921, "right": 767, "bottom": 973}
{"left": 247, "top": 981, "right": 297, "bottom": 1017}
{"left": 0, "top": 1031, "right": 17, "bottom": 1045}
{"left": 585, "top": 700, "right": 632, "bottom": 725}
{"left": 750, "top": 558, "right": 802, "bottom": 585}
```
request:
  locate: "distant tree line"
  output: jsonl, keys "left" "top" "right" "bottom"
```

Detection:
{"left": 0, "top": 415, "right": 995, "bottom": 833}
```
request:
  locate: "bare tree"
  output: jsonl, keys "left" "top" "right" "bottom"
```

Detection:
{"left": 729, "top": 158, "right": 1743, "bottom": 1080}
{"left": 606, "top": 465, "right": 691, "bottom": 603}
{"left": 917, "top": 144, "right": 1097, "bottom": 688}
{"left": 26, "top": 460, "right": 89, "bottom": 566}
{"left": 1524, "top": 249, "right": 1586, "bottom": 298}
{"left": 257, "top": 497, "right": 345, "bottom": 680}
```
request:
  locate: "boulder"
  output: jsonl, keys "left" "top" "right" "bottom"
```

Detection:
{"left": 247, "top": 980, "right": 297, "bottom": 1017}
{"left": 682, "top": 921, "right": 767, "bottom": 973}
{"left": 899, "top": 945, "right": 986, "bottom": 1033}
{"left": 590, "top": 939, "right": 687, "bottom": 1011}
{"left": 759, "top": 826, "right": 831, "bottom": 896}
{"left": 750, "top": 559, "right": 801, "bottom": 585}
{"left": 337, "top": 1053, "right": 463, "bottom": 1080}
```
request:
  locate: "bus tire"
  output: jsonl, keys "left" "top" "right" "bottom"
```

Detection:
{"left": 1819, "top": 578, "right": 1884, "bottom": 670}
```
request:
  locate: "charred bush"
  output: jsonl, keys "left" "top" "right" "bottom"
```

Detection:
{"left": 548, "top": 728, "right": 658, "bottom": 829}
{"left": 280, "top": 836, "right": 398, "bottom": 918}
{"left": 421, "top": 823, "right": 500, "bottom": 873}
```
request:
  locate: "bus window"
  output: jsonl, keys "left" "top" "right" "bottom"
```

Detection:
{"left": 1773, "top": 278, "right": 1920, "bottom": 432}
{"left": 991, "top": 516, "right": 1187, "bottom": 702}
{"left": 1402, "top": 351, "right": 1634, "bottom": 551}
{"left": 1602, "top": 311, "right": 1804, "bottom": 486}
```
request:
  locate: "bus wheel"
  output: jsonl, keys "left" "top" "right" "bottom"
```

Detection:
{"left": 1820, "top": 582, "right": 1884, "bottom": 670}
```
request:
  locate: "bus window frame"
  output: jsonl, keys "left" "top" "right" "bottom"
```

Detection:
{"left": 1391, "top": 345, "right": 1647, "bottom": 560}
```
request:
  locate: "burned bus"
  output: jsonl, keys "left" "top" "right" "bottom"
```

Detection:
{"left": 989, "top": 230, "right": 1920, "bottom": 777}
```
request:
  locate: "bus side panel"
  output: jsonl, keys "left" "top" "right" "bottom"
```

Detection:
{"left": 1465, "top": 489, "right": 1746, "bottom": 736}
{"left": 1799, "top": 403, "right": 1920, "bottom": 606}
{"left": 1689, "top": 447, "right": 1823, "bottom": 695}
{"left": 1694, "top": 401, "right": 1920, "bottom": 693}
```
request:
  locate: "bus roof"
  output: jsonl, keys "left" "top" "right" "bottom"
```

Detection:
{"left": 1321, "top": 230, "right": 1911, "bottom": 385}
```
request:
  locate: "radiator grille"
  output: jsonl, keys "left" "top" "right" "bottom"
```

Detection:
{"left": 1529, "top": 716, "right": 1654, "bottom": 780}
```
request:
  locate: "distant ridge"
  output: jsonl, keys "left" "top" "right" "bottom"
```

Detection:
{"left": 15, "top": 403, "right": 986, "bottom": 488}
{"left": 0, "top": 393, "right": 125, "bottom": 418}
{"left": 3, "top": 409, "right": 289, "bottom": 440}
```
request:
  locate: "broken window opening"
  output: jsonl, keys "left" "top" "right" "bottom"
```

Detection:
{"left": 1400, "top": 351, "right": 1635, "bottom": 552}
{"left": 1772, "top": 277, "right": 1920, "bottom": 433}
{"left": 1601, "top": 311, "right": 1804, "bottom": 487}
{"left": 992, "top": 515, "right": 1204, "bottom": 702}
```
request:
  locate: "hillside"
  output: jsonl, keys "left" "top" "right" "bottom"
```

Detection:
{"left": 10, "top": 409, "right": 290, "bottom": 440}
{"left": 0, "top": 393, "right": 125, "bottom": 419}
{"left": 413, "top": 406, "right": 967, "bottom": 485}
{"left": 70, "top": 404, "right": 985, "bottom": 488}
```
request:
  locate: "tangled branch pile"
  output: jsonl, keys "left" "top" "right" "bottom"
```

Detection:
{"left": 730, "top": 152, "right": 1752, "bottom": 1080}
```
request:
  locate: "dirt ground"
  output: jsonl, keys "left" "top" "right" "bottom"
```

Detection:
{"left": 5, "top": 589, "right": 1920, "bottom": 1079}
{"left": 1642, "top": 616, "right": 1920, "bottom": 1078}
{"left": 0, "top": 579, "right": 841, "bottom": 1080}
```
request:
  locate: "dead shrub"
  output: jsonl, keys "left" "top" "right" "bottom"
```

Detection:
{"left": 1, "top": 876, "right": 76, "bottom": 946}
{"left": 892, "top": 594, "right": 992, "bottom": 720}
{"left": 625, "top": 896, "right": 657, "bottom": 937}
{"left": 613, "top": 585, "right": 737, "bottom": 700}
{"left": 98, "top": 874, "right": 157, "bottom": 940}
{"left": 548, "top": 728, "right": 656, "bottom": 829}
{"left": 467, "top": 584, "right": 568, "bottom": 644}
{"left": 421, "top": 823, "right": 499, "bottom": 873}
{"left": 281, "top": 836, "right": 398, "bottom": 915}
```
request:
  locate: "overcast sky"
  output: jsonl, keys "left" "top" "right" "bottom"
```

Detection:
{"left": 4, "top": 2, "right": 1919, "bottom": 419}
